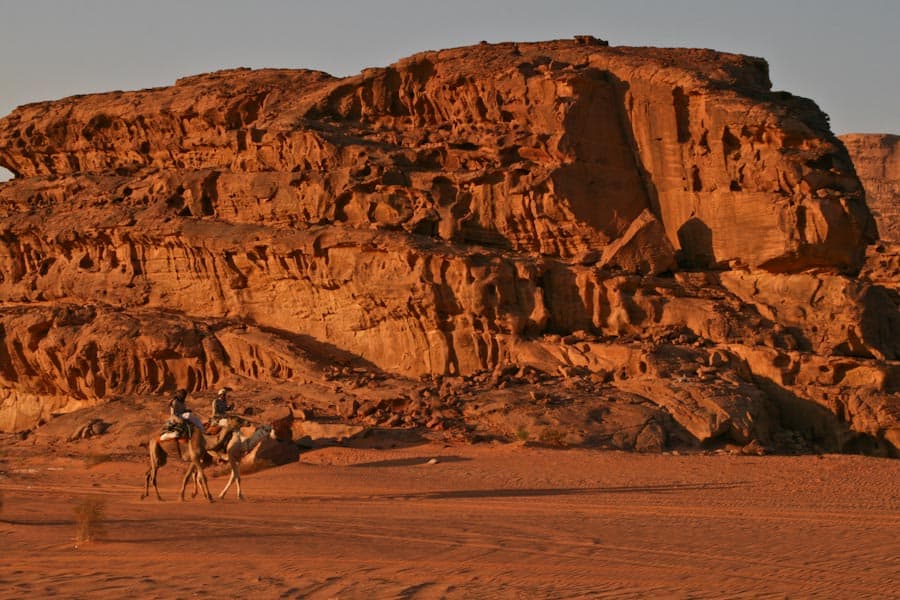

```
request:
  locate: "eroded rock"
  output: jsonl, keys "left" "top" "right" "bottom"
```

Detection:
{"left": 0, "top": 40, "right": 896, "bottom": 456}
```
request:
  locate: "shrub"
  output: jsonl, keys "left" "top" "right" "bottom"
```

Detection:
{"left": 515, "top": 426, "right": 530, "bottom": 442}
{"left": 73, "top": 496, "right": 106, "bottom": 543}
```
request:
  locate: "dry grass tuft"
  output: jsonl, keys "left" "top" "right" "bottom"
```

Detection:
{"left": 73, "top": 496, "right": 107, "bottom": 543}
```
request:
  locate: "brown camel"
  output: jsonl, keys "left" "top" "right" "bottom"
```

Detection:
{"left": 189, "top": 421, "right": 273, "bottom": 500}
{"left": 202, "top": 415, "right": 243, "bottom": 460}
{"left": 141, "top": 422, "right": 214, "bottom": 502}
{"left": 216, "top": 424, "right": 273, "bottom": 500}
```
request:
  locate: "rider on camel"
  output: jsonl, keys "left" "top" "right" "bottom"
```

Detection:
{"left": 207, "top": 387, "right": 238, "bottom": 452}
{"left": 168, "top": 388, "right": 204, "bottom": 433}
{"left": 211, "top": 388, "right": 234, "bottom": 425}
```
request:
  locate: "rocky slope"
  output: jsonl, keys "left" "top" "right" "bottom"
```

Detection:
{"left": 0, "top": 38, "right": 897, "bottom": 456}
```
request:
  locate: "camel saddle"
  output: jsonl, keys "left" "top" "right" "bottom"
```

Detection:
{"left": 159, "top": 419, "right": 192, "bottom": 441}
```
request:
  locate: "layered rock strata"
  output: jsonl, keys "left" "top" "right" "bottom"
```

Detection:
{"left": 842, "top": 134, "right": 900, "bottom": 291}
{"left": 0, "top": 39, "right": 896, "bottom": 455}
{"left": 841, "top": 134, "right": 900, "bottom": 243}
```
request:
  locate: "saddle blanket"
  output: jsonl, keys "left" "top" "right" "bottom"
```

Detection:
{"left": 160, "top": 418, "right": 192, "bottom": 440}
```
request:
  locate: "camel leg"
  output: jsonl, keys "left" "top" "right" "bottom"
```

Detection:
{"left": 179, "top": 464, "right": 196, "bottom": 501}
{"left": 190, "top": 470, "right": 200, "bottom": 498}
{"left": 153, "top": 467, "right": 163, "bottom": 500}
{"left": 218, "top": 460, "right": 243, "bottom": 500}
{"left": 189, "top": 452, "right": 214, "bottom": 498}
{"left": 194, "top": 465, "right": 214, "bottom": 502}
{"left": 143, "top": 466, "right": 163, "bottom": 501}
{"left": 142, "top": 466, "right": 156, "bottom": 500}
{"left": 218, "top": 465, "right": 235, "bottom": 499}
{"left": 233, "top": 462, "right": 244, "bottom": 500}
{"left": 142, "top": 442, "right": 164, "bottom": 501}
{"left": 142, "top": 467, "right": 150, "bottom": 499}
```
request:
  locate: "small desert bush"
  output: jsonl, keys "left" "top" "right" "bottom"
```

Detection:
{"left": 73, "top": 496, "right": 106, "bottom": 543}
{"left": 515, "top": 426, "right": 530, "bottom": 442}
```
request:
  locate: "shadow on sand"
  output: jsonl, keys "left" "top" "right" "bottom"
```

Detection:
{"left": 349, "top": 455, "right": 471, "bottom": 468}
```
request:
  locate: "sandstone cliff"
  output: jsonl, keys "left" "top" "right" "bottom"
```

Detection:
{"left": 0, "top": 39, "right": 896, "bottom": 456}
{"left": 841, "top": 134, "right": 900, "bottom": 243}
{"left": 842, "top": 134, "right": 900, "bottom": 293}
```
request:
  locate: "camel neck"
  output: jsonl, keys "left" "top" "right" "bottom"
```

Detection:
{"left": 242, "top": 427, "right": 269, "bottom": 453}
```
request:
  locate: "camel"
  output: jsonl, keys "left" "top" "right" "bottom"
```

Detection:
{"left": 202, "top": 417, "right": 239, "bottom": 460}
{"left": 141, "top": 421, "right": 214, "bottom": 502}
{"left": 218, "top": 424, "right": 273, "bottom": 500}
{"left": 193, "top": 421, "right": 273, "bottom": 500}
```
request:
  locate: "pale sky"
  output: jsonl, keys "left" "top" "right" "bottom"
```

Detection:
{"left": 0, "top": 0, "right": 897, "bottom": 181}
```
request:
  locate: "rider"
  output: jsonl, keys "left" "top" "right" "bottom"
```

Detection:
{"left": 169, "top": 388, "right": 187, "bottom": 417}
{"left": 211, "top": 388, "right": 234, "bottom": 425}
{"left": 207, "top": 387, "right": 238, "bottom": 451}
{"left": 168, "top": 388, "right": 204, "bottom": 433}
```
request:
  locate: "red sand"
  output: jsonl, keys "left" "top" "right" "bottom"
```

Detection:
{"left": 3, "top": 442, "right": 899, "bottom": 598}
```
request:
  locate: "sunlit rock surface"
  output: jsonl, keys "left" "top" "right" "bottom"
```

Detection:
{"left": 0, "top": 39, "right": 895, "bottom": 456}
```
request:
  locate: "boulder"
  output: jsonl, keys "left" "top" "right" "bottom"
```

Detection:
{"left": 243, "top": 436, "right": 299, "bottom": 467}
{"left": 260, "top": 405, "right": 294, "bottom": 441}
{"left": 600, "top": 209, "right": 676, "bottom": 275}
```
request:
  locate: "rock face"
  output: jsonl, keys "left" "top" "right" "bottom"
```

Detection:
{"left": 0, "top": 42, "right": 873, "bottom": 269}
{"left": 843, "top": 134, "right": 900, "bottom": 295}
{"left": 841, "top": 134, "right": 900, "bottom": 243}
{"left": 0, "top": 39, "right": 897, "bottom": 456}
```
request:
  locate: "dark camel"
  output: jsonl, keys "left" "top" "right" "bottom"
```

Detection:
{"left": 141, "top": 422, "right": 214, "bottom": 502}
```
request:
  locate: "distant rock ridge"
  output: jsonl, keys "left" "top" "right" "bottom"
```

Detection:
{"left": 0, "top": 39, "right": 896, "bottom": 457}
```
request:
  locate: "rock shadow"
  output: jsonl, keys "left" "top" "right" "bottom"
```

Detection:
{"left": 252, "top": 323, "right": 382, "bottom": 372}
{"left": 677, "top": 217, "right": 715, "bottom": 269}
{"left": 552, "top": 70, "right": 660, "bottom": 239}
{"left": 754, "top": 374, "right": 897, "bottom": 457}
{"left": 312, "top": 426, "right": 431, "bottom": 451}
